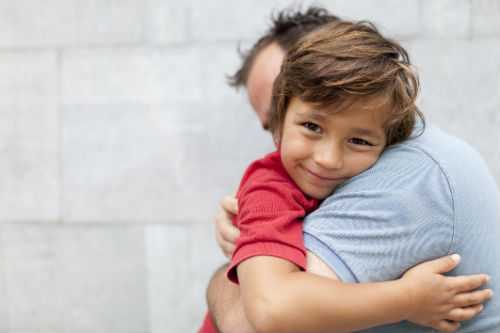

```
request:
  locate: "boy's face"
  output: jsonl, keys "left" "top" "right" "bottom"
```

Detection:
{"left": 280, "top": 96, "right": 389, "bottom": 199}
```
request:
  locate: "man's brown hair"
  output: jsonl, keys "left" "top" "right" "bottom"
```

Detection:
{"left": 227, "top": 6, "right": 340, "bottom": 88}
{"left": 270, "top": 20, "right": 424, "bottom": 146}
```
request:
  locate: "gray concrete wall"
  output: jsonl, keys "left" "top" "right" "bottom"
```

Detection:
{"left": 0, "top": 0, "right": 498, "bottom": 332}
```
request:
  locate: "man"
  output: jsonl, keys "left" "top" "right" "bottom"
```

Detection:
{"left": 200, "top": 6, "right": 500, "bottom": 333}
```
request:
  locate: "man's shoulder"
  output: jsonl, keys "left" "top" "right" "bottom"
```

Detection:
{"left": 385, "top": 125, "right": 483, "bottom": 172}
{"left": 380, "top": 125, "right": 497, "bottom": 203}
{"left": 348, "top": 125, "right": 483, "bottom": 192}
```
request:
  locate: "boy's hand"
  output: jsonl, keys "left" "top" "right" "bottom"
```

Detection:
{"left": 402, "top": 254, "right": 493, "bottom": 332}
{"left": 214, "top": 195, "right": 240, "bottom": 258}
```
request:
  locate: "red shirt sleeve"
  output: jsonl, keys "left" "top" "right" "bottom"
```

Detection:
{"left": 226, "top": 151, "right": 318, "bottom": 283}
{"left": 197, "top": 312, "right": 218, "bottom": 333}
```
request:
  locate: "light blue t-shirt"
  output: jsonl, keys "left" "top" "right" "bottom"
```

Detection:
{"left": 303, "top": 124, "right": 500, "bottom": 332}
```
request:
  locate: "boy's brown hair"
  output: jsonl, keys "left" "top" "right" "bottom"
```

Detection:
{"left": 270, "top": 20, "right": 424, "bottom": 146}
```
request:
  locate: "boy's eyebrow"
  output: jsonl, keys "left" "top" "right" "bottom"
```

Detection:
{"left": 351, "top": 127, "right": 384, "bottom": 138}
{"left": 296, "top": 108, "right": 329, "bottom": 118}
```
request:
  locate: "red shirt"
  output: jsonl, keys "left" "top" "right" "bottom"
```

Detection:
{"left": 226, "top": 151, "right": 319, "bottom": 283}
{"left": 198, "top": 151, "right": 319, "bottom": 333}
{"left": 198, "top": 312, "right": 217, "bottom": 333}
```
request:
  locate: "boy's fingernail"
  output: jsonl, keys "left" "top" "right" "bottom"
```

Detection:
{"left": 486, "top": 275, "right": 491, "bottom": 282}
{"left": 450, "top": 254, "right": 461, "bottom": 262}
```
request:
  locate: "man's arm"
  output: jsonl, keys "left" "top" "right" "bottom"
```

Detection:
{"left": 207, "top": 263, "right": 255, "bottom": 333}
{"left": 208, "top": 196, "right": 254, "bottom": 333}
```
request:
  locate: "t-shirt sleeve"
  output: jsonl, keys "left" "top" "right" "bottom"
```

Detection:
{"left": 303, "top": 145, "right": 455, "bottom": 283}
{"left": 226, "top": 168, "right": 316, "bottom": 284}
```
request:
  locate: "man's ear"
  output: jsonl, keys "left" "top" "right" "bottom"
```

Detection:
{"left": 272, "top": 131, "right": 281, "bottom": 148}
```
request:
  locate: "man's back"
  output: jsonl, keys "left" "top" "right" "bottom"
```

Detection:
{"left": 422, "top": 126, "right": 500, "bottom": 332}
{"left": 303, "top": 124, "right": 500, "bottom": 332}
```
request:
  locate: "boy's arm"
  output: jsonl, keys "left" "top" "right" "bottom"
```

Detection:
{"left": 238, "top": 256, "right": 407, "bottom": 333}
{"left": 237, "top": 255, "right": 490, "bottom": 333}
{"left": 206, "top": 253, "right": 342, "bottom": 333}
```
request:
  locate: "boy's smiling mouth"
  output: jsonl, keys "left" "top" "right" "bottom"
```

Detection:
{"left": 301, "top": 166, "right": 347, "bottom": 184}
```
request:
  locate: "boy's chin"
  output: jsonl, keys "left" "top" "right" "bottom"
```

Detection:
{"left": 305, "top": 187, "right": 336, "bottom": 200}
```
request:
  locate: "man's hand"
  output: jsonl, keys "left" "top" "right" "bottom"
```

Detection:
{"left": 214, "top": 195, "right": 240, "bottom": 258}
{"left": 402, "top": 254, "right": 493, "bottom": 332}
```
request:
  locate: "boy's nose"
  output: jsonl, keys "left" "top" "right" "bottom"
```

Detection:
{"left": 313, "top": 143, "right": 344, "bottom": 170}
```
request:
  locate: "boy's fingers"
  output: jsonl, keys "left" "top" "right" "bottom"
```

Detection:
{"left": 449, "top": 274, "right": 490, "bottom": 293}
{"left": 423, "top": 254, "right": 461, "bottom": 274}
{"left": 220, "top": 224, "right": 240, "bottom": 243}
{"left": 214, "top": 194, "right": 239, "bottom": 257}
{"left": 215, "top": 231, "right": 235, "bottom": 258}
{"left": 223, "top": 244, "right": 235, "bottom": 258}
{"left": 446, "top": 304, "right": 484, "bottom": 322}
{"left": 221, "top": 196, "right": 238, "bottom": 214}
{"left": 453, "top": 289, "right": 493, "bottom": 307}
{"left": 215, "top": 214, "right": 240, "bottom": 243}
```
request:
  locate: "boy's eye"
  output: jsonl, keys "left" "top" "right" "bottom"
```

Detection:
{"left": 302, "top": 122, "right": 321, "bottom": 133}
{"left": 349, "top": 137, "right": 373, "bottom": 146}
